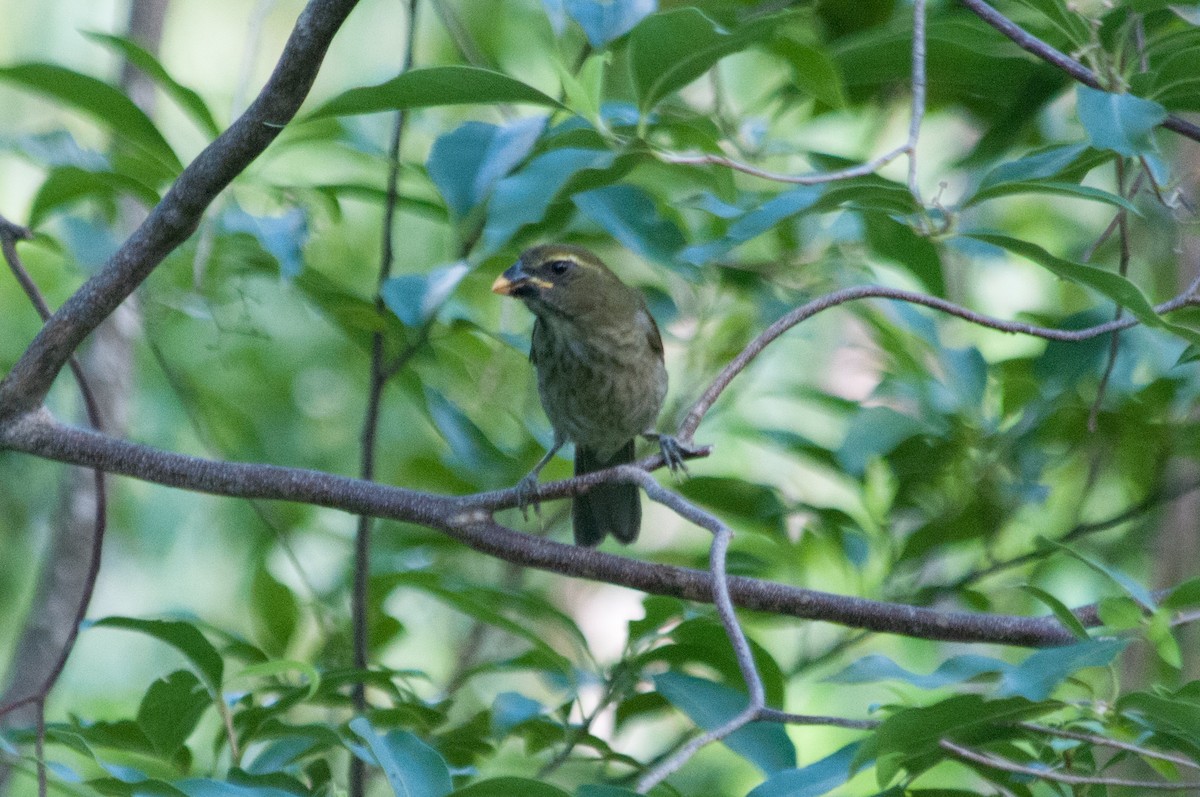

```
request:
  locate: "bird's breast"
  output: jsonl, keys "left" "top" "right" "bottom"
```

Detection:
{"left": 531, "top": 318, "right": 667, "bottom": 458}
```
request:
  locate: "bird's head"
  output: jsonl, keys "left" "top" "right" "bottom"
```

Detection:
{"left": 491, "top": 244, "right": 636, "bottom": 320}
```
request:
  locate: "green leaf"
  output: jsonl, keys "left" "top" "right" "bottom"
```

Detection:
{"left": 233, "top": 661, "right": 321, "bottom": 701}
{"left": 967, "top": 180, "right": 1141, "bottom": 215}
{"left": 0, "top": 63, "right": 181, "bottom": 173}
{"left": 1047, "top": 539, "right": 1158, "bottom": 609}
{"left": 863, "top": 212, "right": 944, "bottom": 295}
{"left": 382, "top": 262, "right": 471, "bottom": 327}
{"left": 1164, "top": 576, "right": 1200, "bottom": 611}
{"left": 222, "top": 205, "right": 308, "bottom": 279}
{"left": 136, "top": 670, "right": 210, "bottom": 758}
{"left": 746, "top": 742, "right": 861, "bottom": 797}
{"left": 307, "top": 66, "right": 567, "bottom": 120}
{"left": 1097, "top": 595, "right": 1146, "bottom": 630}
{"left": 84, "top": 32, "right": 220, "bottom": 137}
{"left": 451, "top": 779, "right": 569, "bottom": 797}
{"left": 770, "top": 38, "right": 846, "bottom": 109}
{"left": 349, "top": 718, "right": 452, "bottom": 797}
{"left": 837, "top": 406, "right": 931, "bottom": 476}
{"left": 654, "top": 672, "right": 796, "bottom": 773}
{"left": 965, "top": 233, "right": 1200, "bottom": 346}
{"left": 89, "top": 617, "right": 223, "bottom": 689}
{"left": 629, "top": 9, "right": 781, "bottom": 112}
{"left": 29, "top": 165, "right": 160, "bottom": 227}
{"left": 1076, "top": 85, "right": 1166, "bottom": 156}
{"left": 1118, "top": 690, "right": 1200, "bottom": 747}
{"left": 976, "top": 142, "right": 1102, "bottom": 190}
{"left": 676, "top": 477, "right": 788, "bottom": 539}
{"left": 427, "top": 118, "right": 544, "bottom": 218}
{"left": 1021, "top": 585, "right": 1090, "bottom": 640}
{"left": 577, "top": 787, "right": 641, "bottom": 797}
{"left": 250, "top": 568, "right": 298, "bottom": 655}
{"left": 997, "top": 638, "right": 1128, "bottom": 700}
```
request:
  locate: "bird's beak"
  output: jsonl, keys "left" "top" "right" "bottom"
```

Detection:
{"left": 492, "top": 263, "right": 552, "bottom": 296}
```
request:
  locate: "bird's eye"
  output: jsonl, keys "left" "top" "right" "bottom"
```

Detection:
{"left": 548, "top": 259, "right": 573, "bottom": 276}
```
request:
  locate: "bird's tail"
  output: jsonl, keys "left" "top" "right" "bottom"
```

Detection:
{"left": 573, "top": 441, "right": 640, "bottom": 546}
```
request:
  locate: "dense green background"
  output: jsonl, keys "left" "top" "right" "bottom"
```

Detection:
{"left": 2, "top": 0, "right": 1200, "bottom": 794}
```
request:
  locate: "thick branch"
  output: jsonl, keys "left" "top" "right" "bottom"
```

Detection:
{"left": 0, "top": 411, "right": 1116, "bottom": 649}
{"left": 0, "top": 0, "right": 360, "bottom": 420}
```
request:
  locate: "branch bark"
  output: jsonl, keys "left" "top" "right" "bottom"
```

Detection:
{"left": 0, "top": 0, "right": 361, "bottom": 421}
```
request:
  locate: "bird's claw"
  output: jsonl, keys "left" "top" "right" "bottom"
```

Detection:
{"left": 515, "top": 473, "right": 543, "bottom": 522}
{"left": 653, "top": 434, "right": 692, "bottom": 480}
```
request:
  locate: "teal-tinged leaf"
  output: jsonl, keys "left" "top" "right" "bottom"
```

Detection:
{"left": 88, "top": 617, "right": 223, "bottom": 689}
{"left": 836, "top": 406, "right": 931, "bottom": 476}
{"left": 747, "top": 743, "right": 862, "bottom": 797}
{"left": 1076, "top": 86, "right": 1166, "bottom": 156}
{"left": 84, "top": 32, "right": 220, "bottom": 137}
{"left": 997, "top": 638, "right": 1128, "bottom": 700}
{"left": 222, "top": 206, "right": 308, "bottom": 279}
{"left": 573, "top": 184, "right": 685, "bottom": 263}
{"left": 976, "top": 142, "right": 1095, "bottom": 190}
{"left": 577, "top": 787, "right": 640, "bottom": 797}
{"left": 629, "top": 8, "right": 781, "bottom": 112}
{"left": 654, "top": 672, "right": 796, "bottom": 773}
{"left": 481, "top": 148, "right": 617, "bottom": 250}
{"left": 30, "top": 165, "right": 160, "bottom": 227}
{"left": 1118, "top": 690, "right": 1200, "bottom": 746}
{"left": 171, "top": 779, "right": 300, "bottom": 797}
{"left": 382, "top": 262, "right": 470, "bottom": 327}
{"left": 565, "top": 0, "right": 656, "bottom": 47}
{"left": 680, "top": 185, "right": 824, "bottom": 265}
{"left": 825, "top": 654, "right": 1010, "bottom": 690}
{"left": 0, "top": 63, "right": 181, "bottom": 173}
{"left": 491, "top": 692, "right": 544, "bottom": 735}
{"left": 1021, "top": 585, "right": 1090, "bottom": 640}
{"left": 349, "top": 718, "right": 452, "bottom": 797}
{"left": 307, "top": 66, "right": 567, "bottom": 120}
{"left": 967, "top": 180, "right": 1141, "bottom": 215}
{"left": 136, "top": 670, "right": 210, "bottom": 758}
{"left": 427, "top": 118, "right": 544, "bottom": 218}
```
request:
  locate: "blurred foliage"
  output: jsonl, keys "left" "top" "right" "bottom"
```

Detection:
{"left": 3, "top": 0, "right": 1200, "bottom": 794}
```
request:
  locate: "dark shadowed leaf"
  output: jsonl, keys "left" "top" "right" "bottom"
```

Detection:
{"left": 450, "top": 779, "right": 569, "bottom": 797}
{"left": 30, "top": 166, "right": 160, "bottom": 227}
{"left": 136, "top": 670, "right": 210, "bottom": 758}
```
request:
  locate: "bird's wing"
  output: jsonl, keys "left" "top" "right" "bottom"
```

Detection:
{"left": 637, "top": 305, "right": 664, "bottom": 359}
{"left": 530, "top": 316, "right": 545, "bottom": 366}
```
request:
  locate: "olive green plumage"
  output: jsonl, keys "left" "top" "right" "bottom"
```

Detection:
{"left": 492, "top": 244, "right": 668, "bottom": 546}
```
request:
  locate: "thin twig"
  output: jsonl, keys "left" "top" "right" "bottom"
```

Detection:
{"left": 1016, "top": 722, "right": 1200, "bottom": 771}
{"left": 658, "top": 145, "right": 909, "bottom": 186}
{"left": 941, "top": 738, "right": 1200, "bottom": 790}
{"left": 351, "top": 4, "right": 418, "bottom": 796}
{"left": 0, "top": 219, "right": 108, "bottom": 727}
{"left": 906, "top": 0, "right": 927, "bottom": 207}
{"left": 676, "top": 282, "right": 1200, "bottom": 443}
{"left": 1088, "top": 159, "right": 1132, "bottom": 432}
{"left": 757, "top": 708, "right": 878, "bottom": 730}
{"left": 627, "top": 469, "right": 765, "bottom": 792}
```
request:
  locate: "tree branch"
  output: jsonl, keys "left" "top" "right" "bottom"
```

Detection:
{"left": 0, "top": 0, "right": 361, "bottom": 420}
{"left": 960, "top": 0, "right": 1200, "bottom": 143}
{"left": 0, "top": 410, "right": 1142, "bottom": 649}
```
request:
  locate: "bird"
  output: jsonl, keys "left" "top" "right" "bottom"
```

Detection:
{"left": 492, "top": 244, "right": 685, "bottom": 546}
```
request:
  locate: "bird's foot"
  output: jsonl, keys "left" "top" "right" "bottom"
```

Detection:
{"left": 515, "top": 473, "right": 543, "bottom": 522}
{"left": 645, "top": 432, "right": 692, "bottom": 480}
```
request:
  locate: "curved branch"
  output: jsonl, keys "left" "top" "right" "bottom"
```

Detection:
{"left": 0, "top": 411, "right": 1121, "bottom": 649}
{"left": 0, "top": 0, "right": 361, "bottom": 421}
{"left": 677, "top": 283, "right": 1200, "bottom": 441}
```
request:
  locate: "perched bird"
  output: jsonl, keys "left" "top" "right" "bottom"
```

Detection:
{"left": 492, "top": 244, "right": 684, "bottom": 546}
